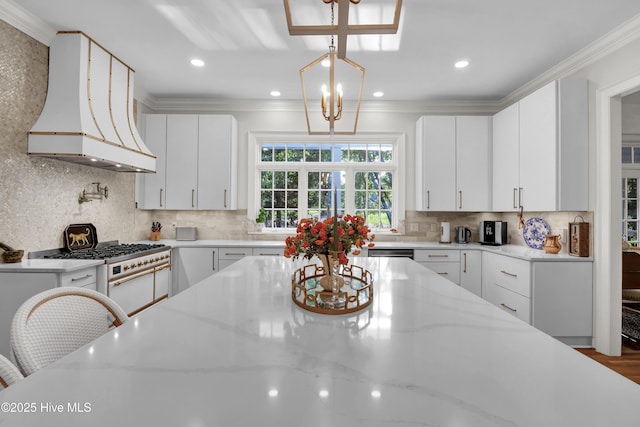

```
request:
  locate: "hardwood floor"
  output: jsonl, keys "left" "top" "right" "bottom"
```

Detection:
{"left": 577, "top": 345, "right": 640, "bottom": 384}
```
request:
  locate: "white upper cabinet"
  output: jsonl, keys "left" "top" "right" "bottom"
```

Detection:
{"left": 416, "top": 115, "right": 491, "bottom": 211}
{"left": 137, "top": 114, "right": 238, "bottom": 210}
{"left": 492, "top": 103, "right": 520, "bottom": 211}
{"left": 456, "top": 116, "right": 492, "bottom": 211}
{"left": 138, "top": 115, "right": 168, "bottom": 209}
{"left": 197, "top": 115, "right": 238, "bottom": 210}
{"left": 492, "top": 79, "right": 588, "bottom": 211}
{"left": 166, "top": 115, "right": 199, "bottom": 210}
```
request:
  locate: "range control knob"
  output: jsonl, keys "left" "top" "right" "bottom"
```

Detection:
{"left": 130, "top": 263, "right": 136, "bottom": 269}
{"left": 123, "top": 265, "right": 130, "bottom": 271}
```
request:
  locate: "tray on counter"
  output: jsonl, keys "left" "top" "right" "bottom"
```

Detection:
{"left": 63, "top": 223, "right": 98, "bottom": 252}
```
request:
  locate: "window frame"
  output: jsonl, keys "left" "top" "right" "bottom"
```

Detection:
{"left": 248, "top": 131, "right": 406, "bottom": 234}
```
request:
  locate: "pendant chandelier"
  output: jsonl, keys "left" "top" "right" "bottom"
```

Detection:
{"left": 285, "top": 0, "right": 402, "bottom": 135}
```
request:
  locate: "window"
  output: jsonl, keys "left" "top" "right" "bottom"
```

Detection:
{"left": 623, "top": 170, "right": 640, "bottom": 246}
{"left": 251, "top": 133, "right": 404, "bottom": 231}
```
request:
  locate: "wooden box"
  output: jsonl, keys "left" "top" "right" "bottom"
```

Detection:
{"left": 568, "top": 220, "right": 589, "bottom": 257}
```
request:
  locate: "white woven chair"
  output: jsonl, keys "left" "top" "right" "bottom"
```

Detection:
{"left": 10, "top": 287, "right": 129, "bottom": 376}
{"left": 0, "top": 353, "right": 23, "bottom": 389}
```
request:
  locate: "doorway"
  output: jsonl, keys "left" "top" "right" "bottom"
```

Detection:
{"left": 595, "top": 77, "right": 640, "bottom": 356}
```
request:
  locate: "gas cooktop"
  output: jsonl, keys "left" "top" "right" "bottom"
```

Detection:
{"left": 32, "top": 243, "right": 168, "bottom": 262}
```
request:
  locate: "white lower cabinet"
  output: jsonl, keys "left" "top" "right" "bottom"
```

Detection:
{"left": 415, "top": 249, "right": 460, "bottom": 284}
{"left": 173, "top": 248, "right": 219, "bottom": 294}
{"left": 218, "top": 247, "right": 252, "bottom": 271}
{"left": 0, "top": 266, "right": 98, "bottom": 358}
{"left": 482, "top": 251, "right": 593, "bottom": 345}
{"left": 460, "top": 250, "right": 482, "bottom": 297}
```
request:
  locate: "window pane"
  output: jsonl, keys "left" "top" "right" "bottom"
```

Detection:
{"left": 261, "top": 145, "right": 273, "bottom": 162}
{"left": 320, "top": 146, "right": 332, "bottom": 162}
{"left": 287, "top": 144, "right": 304, "bottom": 162}
{"left": 381, "top": 144, "right": 393, "bottom": 163}
{"left": 274, "top": 145, "right": 286, "bottom": 162}
{"left": 622, "top": 146, "right": 632, "bottom": 163}
{"left": 274, "top": 171, "right": 286, "bottom": 188}
{"left": 634, "top": 147, "right": 640, "bottom": 164}
{"left": 368, "top": 145, "right": 381, "bottom": 162}
{"left": 628, "top": 178, "right": 637, "bottom": 199}
{"left": 305, "top": 145, "right": 320, "bottom": 162}
{"left": 350, "top": 144, "right": 366, "bottom": 162}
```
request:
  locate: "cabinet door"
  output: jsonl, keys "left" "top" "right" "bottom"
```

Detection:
{"left": 460, "top": 250, "right": 482, "bottom": 297}
{"left": 174, "top": 247, "right": 219, "bottom": 294}
{"left": 456, "top": 116, "right": 491, "bottom": 211}
{"left": 165, "top": 115, "right": 199, "bottom": 210}
{"left": 415, "top": 116, "right": 456, "bottom": 211}
{"left": 138, "top": 115, "right": 167, "bottom": 209}
{"left": 198, "top": 115, "right": 238, "bottom": 210}
{"left": 519, "top": 81, "right": 557, "bottom": 211}
{"left": 492, "top": 103, "right": 520, "bottom": 211}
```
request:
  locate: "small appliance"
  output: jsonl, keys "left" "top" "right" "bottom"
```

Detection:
{"left": 455, "top": 227, "right": 472, "bottom": 244}
{"left": 440, "top": 222, "right": 451, "bottom": 243}
{"left": 479, "top": 221, "right": 508, "bottom": 245}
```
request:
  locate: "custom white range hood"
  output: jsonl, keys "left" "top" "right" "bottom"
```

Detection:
{"left": 28, "top": 31, "right": 155, "bottom": 173}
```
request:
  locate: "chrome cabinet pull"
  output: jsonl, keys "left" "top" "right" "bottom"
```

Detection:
{"left": 160, "top": 189, "right": 163, "bottom": 207}
{"left": 500, "top": 303, "right": 517, "bottom": 312}
{"left": 463, "top": 253, "right": 467, "bottom": 273}
{"left": 512, "top": 188, "right": 518, "bottom": 209}
{"left": 458, "top": 190, "right": 463, "bottom": 209}
{"left": 428, "top": 254, "right": 449, "bottom": 258}
{"left": 71, "top": 274, "right": 93, "bottom": 281}
{"left": 224, "top": 252, "right": 247, "bottom": 256}
{"left": 224, "top": 189, "right": 227, "bottom": 208}
{"left": 427, "top": 190, "right": 430, "bottom": 209}
{"left": 192, "top": 189, "right": 195, "bottom": 208}
{"left": 437, "top": 272, "right": 449, "bottom": 275}
{"left": 259, "top": 253, "right": 280, "bottom": 256}
{"left": 212, "top": 250, "right": 216, "bottom": 271}
{"left": 500, "top": 270, "right": 517, "bottom": 278}
{"left": 518, "top": 187, "right": 523, "bottom": 208}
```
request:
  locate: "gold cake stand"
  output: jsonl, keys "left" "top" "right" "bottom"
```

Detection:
{"left": 291, "top": 263, "right": 373, "bottom": 315}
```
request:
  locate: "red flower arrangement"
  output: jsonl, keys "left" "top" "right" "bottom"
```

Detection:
{"left": 284, "top": 214, "right": 375, "bottom": 265}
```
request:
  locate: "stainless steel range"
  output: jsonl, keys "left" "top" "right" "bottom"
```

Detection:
{"left": 31, "top": 242, "right": 172, "bottom": 316}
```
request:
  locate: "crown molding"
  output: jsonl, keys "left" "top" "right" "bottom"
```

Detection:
{"left": 140, "top": 96, "right": 502, "bottom": 115}
{"left": 0, "top": 0, "right": 55, "bottom": 45}
{"left": 501, "top": 12, "right": 640, "bottom": 108}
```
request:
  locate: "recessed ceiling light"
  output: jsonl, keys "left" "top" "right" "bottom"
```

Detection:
{"left": 270, "top": 91, "right": 281, "bottom": 97}
{"left": 373, "top": 91, "right": 384, "bottom": 98}
{"left": 455, "top": 60, "right": 470, "bottom": 69}
{"left": 190, "top": 58, "right": 205, "bottom": 67}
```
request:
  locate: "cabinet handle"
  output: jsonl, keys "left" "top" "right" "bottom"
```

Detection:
{"left": 426, "top": 190, "right": 430, "bottom": 209}
{"left": 160, "top": 189, "right": 163, "bottom": 207}
{"left": 500, "top": 270, "right": 517, "bottom": 278}
{"left": 71, "top": 274, "right": 93, "bottom": 281}
{"left": 500, "top": 303, "right": 517, "bottom": 313}
{"left": 212, "top": 250, "right": 216, "bottom": 271}
{"left": 258, "top": 253, "right": 280, "bottom": 256}
{"left": 437, "top": 272, "right": 449, "bottom": 275}
{"left": 463, "top": 253, "right": 467, "bottom": 273}
{"left": 224, "top": 252, "right": 247, "bottom": 256}
{"left": 428, "top": 254, "right": 449, "bottom": 258}
{"left": 458, "top": 190, "right": 463, "bottom": 209}
{"left": 512, "top": 188, "right": 518, "bottom": 209}
{"left": 224, "top": 189, "right": 227, "bottom": 208}
{"left": 518, "top": 187, "right": 523, "bottom": 209}
{"left": 192, "top": 189, "right": 195, "bottom": 208}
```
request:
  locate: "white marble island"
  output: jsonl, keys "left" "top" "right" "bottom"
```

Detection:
{"left": 0, "top": 257, "right": 637, "bottom": 426}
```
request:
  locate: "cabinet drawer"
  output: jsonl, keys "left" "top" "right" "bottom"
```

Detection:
{"left": 419, "top": 262, "right": 460, "bottom": 285}
{"left": 219, "top": 247, "right": 252, "bottom": 260}
{"left": 488, "top": 284, "right": 531, "bottom": 323}
{"left": 414, "top": 250, "right": 460, "bottom": 262}
{"left": 60, "top": 268, "right": 97, "bottom": 288}
{"left": 488, "top": 256, "right": 531, "bottom": 298}
{"left": 252, "top": 247, "right": 283, "bottom": 257}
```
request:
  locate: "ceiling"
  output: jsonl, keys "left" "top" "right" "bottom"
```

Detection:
{"left": 8, "top": 0, "right": 640, "bottom": 103}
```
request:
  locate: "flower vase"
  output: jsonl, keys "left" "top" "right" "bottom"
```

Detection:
{"left": 318, "top": 252, "right": 345, "bottom": 292}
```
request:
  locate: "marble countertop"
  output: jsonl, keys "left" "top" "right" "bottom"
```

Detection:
{"left": 0, "top": 257, "right": 634, "bottom": 426}
{"left": 145, "top": 239, "right": 591, "bottom": 261}
{"left": 0, "top": 259, "right": 104, "bottom": 273}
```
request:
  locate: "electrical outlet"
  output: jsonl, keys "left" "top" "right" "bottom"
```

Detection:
{"left": 561, "top": 228, "right": 567, "bottom": 243}
{"left": 409, "top": 223, "right": 419, "bottom": 232}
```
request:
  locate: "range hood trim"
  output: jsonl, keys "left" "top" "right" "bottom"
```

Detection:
{"left": 28, "top": 31, "right": 156, "bottom": 173}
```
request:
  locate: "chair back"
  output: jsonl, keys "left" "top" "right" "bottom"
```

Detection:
{"left": 0, "top": 353, "right": 23, "bottom": 389}
{"left": 11, "top": 287, "right": 128, "bottom": 376}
